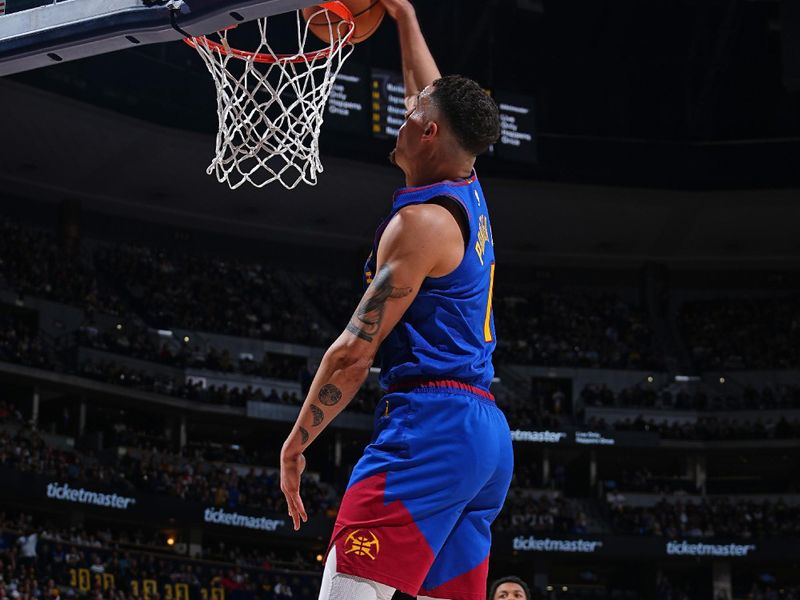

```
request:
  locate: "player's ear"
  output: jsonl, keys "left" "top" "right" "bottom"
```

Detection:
{"left": 422, "top": 121, "right": 438, "bottom": 140}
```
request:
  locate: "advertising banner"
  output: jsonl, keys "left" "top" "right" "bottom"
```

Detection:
{"left": 510, "top": 428, "right": 660, "bottom": 448}
{"left": 0, "top": 468, "right": 333, "bottom": 539}
{"left": 497, "top": 533, "right": 800, "bottom": 561}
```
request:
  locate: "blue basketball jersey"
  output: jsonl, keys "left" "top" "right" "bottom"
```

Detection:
{"left": 364, "top": 172, "right": 496, "bottom": 391}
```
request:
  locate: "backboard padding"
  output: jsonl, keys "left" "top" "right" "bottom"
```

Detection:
{"left": 0, "top": 0, "right": 311, "bottom": 76}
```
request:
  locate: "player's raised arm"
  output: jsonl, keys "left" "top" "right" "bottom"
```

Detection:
{"left": 279, "top": 202, "right": 463, "bottom": 531}
{"left": 380, "top": 0, "right": 442, "bottom": 110}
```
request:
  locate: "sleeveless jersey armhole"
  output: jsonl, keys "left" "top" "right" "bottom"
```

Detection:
{"left": 426, "top": 195, "right": 470, "bottom": 252}
{"left": 421, "top": 195, "right": 472, "bottom": 282}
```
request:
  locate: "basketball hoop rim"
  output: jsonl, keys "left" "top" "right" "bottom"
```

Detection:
{"left": 182, "top": 1, "right": 355, "bottom": 64}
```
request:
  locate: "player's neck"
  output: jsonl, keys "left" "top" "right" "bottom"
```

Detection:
{"left": 405, "top": 158, "right": 475, "bottom": 188}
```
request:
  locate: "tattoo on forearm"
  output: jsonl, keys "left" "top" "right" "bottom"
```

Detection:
{"left": 311, "top": 405, "right": 324, "bottom": 427}
{"left": 300, "top": 427, "right": 309, "bottom": 445}
{"left": 318, "top": 384, "right": 343, "bottom": 406}
{"left": 347, "top": 264, "right": 412, "bottom": 343}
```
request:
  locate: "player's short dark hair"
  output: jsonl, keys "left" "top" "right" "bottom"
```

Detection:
{"left": 488, "top": 576, "right": 532, "bottom": 600}
{"left": 431, "top": 75, "right": 500, "bottom": 157}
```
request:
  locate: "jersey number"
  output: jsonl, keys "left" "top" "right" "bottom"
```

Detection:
{"left": 484, "top": 262, "right": 496, "bottom": 343}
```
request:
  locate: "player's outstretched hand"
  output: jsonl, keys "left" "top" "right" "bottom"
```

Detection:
{"left": 379, "top": 0, "right": 415, "bottom": 21}
{"left": 280, "top": 450, "right": 308, "bottom": 531}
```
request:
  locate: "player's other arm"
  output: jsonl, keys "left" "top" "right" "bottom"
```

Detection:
{"left": 279, "top": 203, "right": 463, "bottom": 530}
{"left": 380, "top": 0, "right": 442, "bottom": 110}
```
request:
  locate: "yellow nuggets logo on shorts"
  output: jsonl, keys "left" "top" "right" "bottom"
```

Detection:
{"left": 344, "top": 530, "right": 380, "bottom": 560}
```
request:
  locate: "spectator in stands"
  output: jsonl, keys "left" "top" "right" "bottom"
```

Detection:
{"left": 609, "top": 498, "right": 800, "bottom": 538}
{"left": 489, "top": 576, "right": 531, "bottom": 600}
{"left": 680, "top": 296, "right": 800, "bottom": 371}
{"left": 494, "top": 490, "right": 590, "bottom": 534}
{"left": 273, "top": 577, "right": 293, "bottom": 598}
{"left": 494, "top": 290, "right": 660, "bottom": 370}
{"left": 581, "top": 382, "right": 800, "bottom": 414}
{"left": 16, "top": 529, "right": 37, "bottom": 568}
{"left": 0, "top": 415, "right": 339, "bottom": 518}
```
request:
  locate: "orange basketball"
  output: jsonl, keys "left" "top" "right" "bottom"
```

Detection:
{"left": 302, "top": 1, "right": 386, "bottom": 45}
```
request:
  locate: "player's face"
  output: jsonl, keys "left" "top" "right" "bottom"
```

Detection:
{"left": 390, "top": 86, "right": 435, "bottom": 170}
{"left": 494, "top": 583, "right": 527, "bottom": 600}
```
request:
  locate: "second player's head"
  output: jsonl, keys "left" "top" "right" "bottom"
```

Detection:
{"left": 489, "top": 576, "right": 531, "bottom": 600}
{"left": 391, "top": 75, "right": 500, "bottom": 181}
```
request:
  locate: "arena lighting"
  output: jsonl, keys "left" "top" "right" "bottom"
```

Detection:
{"left": 369, "top": 367, "right": 381, "bottom": 374}
{"left": 166, "top": 536, "right": 176, "bottom": 546}
{"left": 492, "top": 377, "right": 501, "bottom": 383}
{"left": 116, "top": 323, "right": 122, "bottom": 330}
{"left": 675, "top": 375, "right": 701, "bottom": 382}
{"left": 316, "top": 554, "right": 324, "bottom": 563}
{"left": 647, "top": 376, "right": 654, "bottom": 383}
{"left": 720, "top": 377, "right": 726, "bottom": 384}
{"left": 157, "top": 329, "right": 173, "bottom": 337}
{"left": 183, "top": 336, "right": 190, "bottom": 343}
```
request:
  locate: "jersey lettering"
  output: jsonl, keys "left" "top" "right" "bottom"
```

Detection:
{"left": 475, "top": 215, "right": 490, "bottom": 266}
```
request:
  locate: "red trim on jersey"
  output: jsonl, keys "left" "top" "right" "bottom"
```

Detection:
{"left": 387, "top": 379, "right": 495, "bottom": 402}
{"left": 393, "top": 172, "right": 477, "bottom": 198}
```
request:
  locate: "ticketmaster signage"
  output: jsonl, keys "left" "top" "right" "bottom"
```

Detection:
{"left": 666, "top": 540, "right": 756, "bottom": 557}
{"left": 46, "top": 482, "right": 137, "bottom": 510}
{"left": 510, "top": 429, "right": 658, "bottom": 447}
{"left": 511, "top": 430, "right": 568, "bottom": 443}
{"left": 203, "top": 507, "right": 286, "bottom": 532}
{"left": 0, "top": 469, "right": 329, "bottom": 539}
{"left": 503, "top": 534, "right": 769, "bottom": 560}
{"left": 575, "top": 431, "right": 616, "bottom": 446}
{"left": 513, "top": 536, "right": 603, "bottom": 553}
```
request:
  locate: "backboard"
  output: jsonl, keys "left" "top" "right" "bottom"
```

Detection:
{"left": 0, "top": 0, "right": 311, "bottom": 76}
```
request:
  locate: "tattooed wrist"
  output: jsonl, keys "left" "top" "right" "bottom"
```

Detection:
{"left": 300, "top": 427, "right": 309, "bottom": 445}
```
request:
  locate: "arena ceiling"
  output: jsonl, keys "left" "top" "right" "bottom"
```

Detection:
{"left": 1, "top": 80, "right": 800, "bottom": 268}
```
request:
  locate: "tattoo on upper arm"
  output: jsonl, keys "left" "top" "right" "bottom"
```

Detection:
{"left": 347, "top": 264, "right": 413, "bottom": 343}
{"left": 311, "top": 405, "right": 324, "bottom": 427}
{"left": 300, "top": 427, "right": 309, "bottom": 445}
{"left": 318, "top": 384, "right": 343, "bottom": 406}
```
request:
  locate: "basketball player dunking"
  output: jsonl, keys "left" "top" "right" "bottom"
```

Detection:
{"left": 280, "top": 1, "right": 513, "bottom": 598}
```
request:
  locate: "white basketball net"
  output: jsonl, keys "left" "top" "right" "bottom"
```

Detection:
{"left": 185, "top": 6, "right": 355, "bottom": 190}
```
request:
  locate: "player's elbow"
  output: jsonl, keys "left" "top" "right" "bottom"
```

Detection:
{"left": 326, "top": 336, "right": 375, "bottom": 377}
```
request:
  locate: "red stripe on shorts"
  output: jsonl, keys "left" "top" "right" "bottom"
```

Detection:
{"left": 387, "top": 379, "right": 495, "bottom": 402}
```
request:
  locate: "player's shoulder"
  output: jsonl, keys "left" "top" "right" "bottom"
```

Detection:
{"left": 379, "top": 201, "right": 464, "bottom": 258}
{"left": 394, "top": 199, "right": 458, "bottom": 228}
{"left": 387, "top": 201, "right": 463, "bottom": 244}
